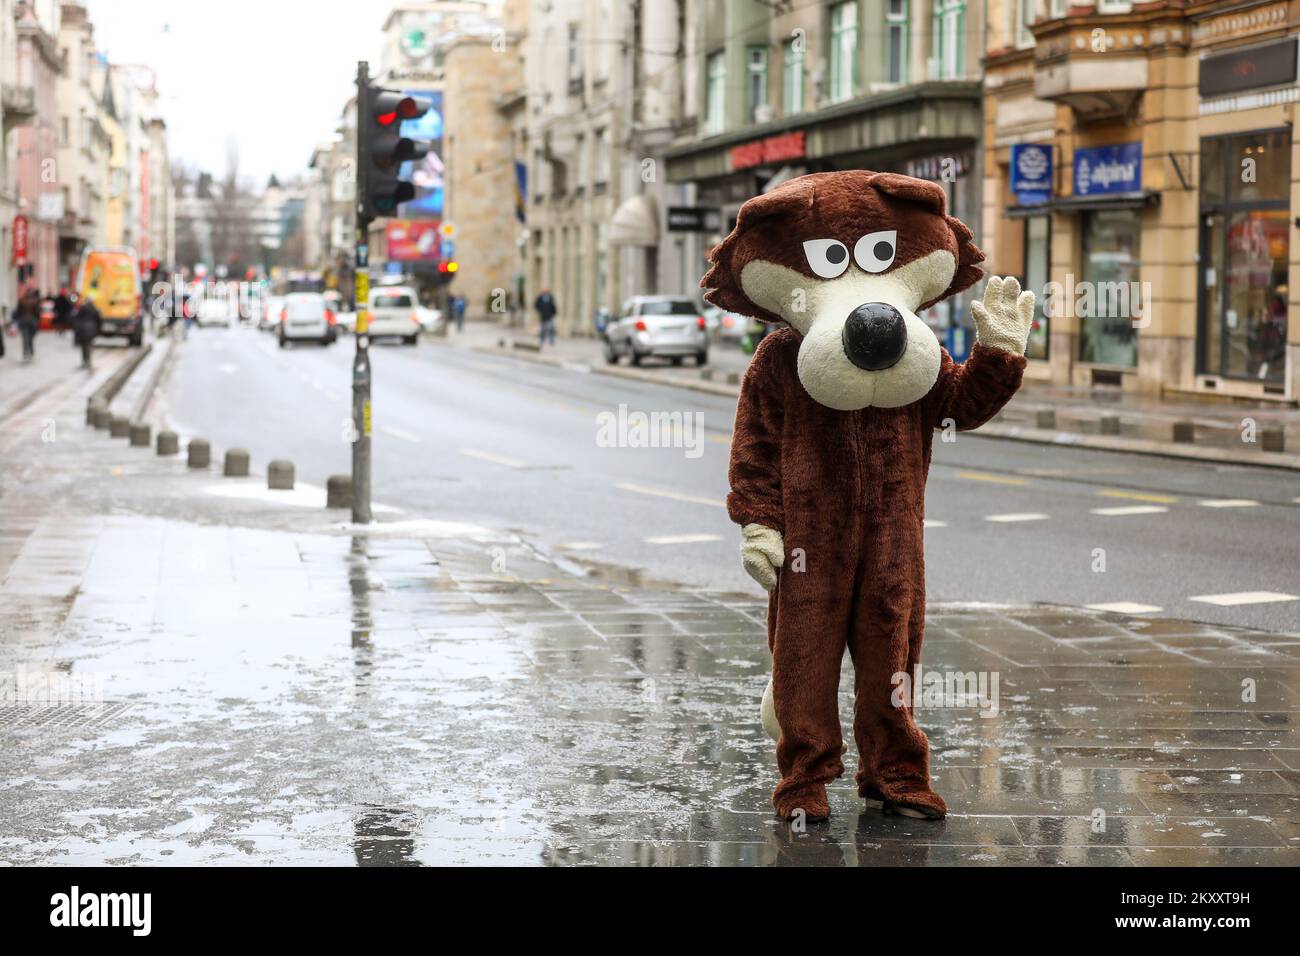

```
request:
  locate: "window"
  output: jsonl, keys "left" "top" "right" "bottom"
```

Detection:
{"left": 932, "top": 1, "right": 966, "bottom": 79}
{"left": 1014, "top": 0, "right": 1035, "bottom": 48}
{"left": 829, "top": 2, "right": 857, "bottom": 102}
{"left": 59, "top": 116, "right": 69, "bottom": 145}
{"left": 1050, "top": 0, "right": 1067, "bottom": 15}
{"left": 1024, "top": 216, "right": 1050, "bottom": 360}
{"left": 592, "top": 128, "right": 609, "bottom": 187}
{"left": 575, "top": 134, "right": 587, "bottom": 190}
{"left": 705, "top": 51, "right": 725, "bottom": 135}
{"left": 783, "top": 39, "right": 804, "bottom": 114}
{"left": 567, "top": 23, "right": 581, "bottom": 81}
{"left": 747, "top": 46, "right": 768, "bottom": 121}
{"left": 1097, "top": 1, "right": 1133, "bottom": 12}
{"left": 886, "top": 0, "right": 908, "bottom": 85}
{"left": 1079, "top": 209, "right": 1142, "bottom": 367}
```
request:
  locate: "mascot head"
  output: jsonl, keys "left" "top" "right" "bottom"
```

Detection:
{"left": 702, "top": 170, "right": 985, "bottom": 411}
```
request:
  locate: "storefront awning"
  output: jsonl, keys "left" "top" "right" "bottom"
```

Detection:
{"left": 608, "top": 194, "right": 659, "bottom": 247}
{"left": 1005, "top": 191, "right": 1160, "bottom": 218}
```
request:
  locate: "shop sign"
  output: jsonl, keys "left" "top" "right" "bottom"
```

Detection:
{"left": 11, "top": 214, "right": 28, "bottom": 265}
{"left": 730, "top": 130, "right": 806, "bottom": 171}
{"left": 1010, "top": 144, "right": 1052, "bottom": 205}
{"left": 666, "top": 206, "right": 721, "bottom": 233}
{"left": 1200, "top": 38, "right": 1298, "bottom": 99}
{"left": 1074, "top": 142, "right": 1142, "bottom": 197}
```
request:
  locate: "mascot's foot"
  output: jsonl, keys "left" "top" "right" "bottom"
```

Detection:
{"left": 773, "top": 781, "right": 830, "bottom": 822}
{"left": 860, "top": 784, "right": 946, "bottom": 821}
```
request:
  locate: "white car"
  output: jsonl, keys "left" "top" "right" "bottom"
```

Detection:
{"left": 416, "top": 305, "right": 444, "bottom": 334}
{"left": 367, "top": 286, "right": 422, "bottom": 344}
{"left": 196, "top": 295, "right": 236, "bottom": 328}
{"left": 259, "top": 295, "right": 285, "bottom": 331}
{"left": 278, "top": 292, "right": 337, "bottom": 347}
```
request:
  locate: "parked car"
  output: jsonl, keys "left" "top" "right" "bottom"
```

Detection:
{"left": 76, "top": 246, "right": 144, "bottom": 345}
{"left": 366, "top": 286, "right": 422, "bottom": 345}
{"left": 604, "top": 295, "right": 708, "bottom": 366}
{"left": 278, "top": 292, "right": 337, "bottom": 347}
{"left": 702, "top": 304, "right": 747, "bottom": 344}
{"left": 259, "top": 295, "right": 285, "bottom": 331}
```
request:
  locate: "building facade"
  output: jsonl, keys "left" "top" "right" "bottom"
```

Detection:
{"left": 665, "top": 0, "right": 987, "bottom": 343}
{"left": 984, "top": 0, "right": 1299, "bottom": 402}
{"left": 55, "top": 2, "right": 110, "bottom": 281}
{"left": 14, "top": 0, "right": 63, "bottom": 293}
{"left": 2, "top": 0, "right": 37, "bottom": 312}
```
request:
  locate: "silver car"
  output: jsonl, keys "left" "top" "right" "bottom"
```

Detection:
{"left": 604, "top": 296, "right": 709, "bottom": 366}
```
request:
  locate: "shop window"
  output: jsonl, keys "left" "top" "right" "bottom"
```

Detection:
{"left": 705, "top": 51, "right": 725, "bottom": 135}
{"left": 747, "top": 46, "right": 769, "bottom": 121}
{"left": 1078, "top": 209, "right": 1141, "bottom": 368}
{"left": 886, "top": 0, "right": 908, "bottom": 85}
{"left": 783, "top": 39, "right": 804, "bottom": 114}
{"left": 829, "top": 2, "right": 857, "bottom": 103}
{"left": 1024, "top": 215, "right": 1050, "bottom": 360}
{"left": 1198, "top": 129, "right": 1290, "bottom": 383}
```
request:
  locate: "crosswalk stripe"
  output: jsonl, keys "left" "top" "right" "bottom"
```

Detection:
{"left": 1086, "top": 601, "right": 1163, "bottom": 614}
{"left": 1096, "top": 488, "right": 1177, "bottom": 504}
{"left": 1090, "top": 505, "right": 1169, "bottom": 516}
{"left": 984, "top": 512, "right": 1050, "bottom": 523}
{"left": 956, "top": 471, "right": 1028, "bottom": 486}
{"left": 1197, "top": 499, "right": 1259, "bottom": 508}
{"left": 615, "top": 482, "right": 723, "bottom": 507}
{"left": 644, "top": 533, "right": 723, "bottom": 545}
{"left": 1188, "top": 591, "right": 1299, "bottom": 606}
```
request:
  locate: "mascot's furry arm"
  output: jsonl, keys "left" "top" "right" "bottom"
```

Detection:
{"left": 923, "top": 276, "right": 1033, "bottom": 432}
{"left": 728, "top": 338, "right": 787, "bottom": 591}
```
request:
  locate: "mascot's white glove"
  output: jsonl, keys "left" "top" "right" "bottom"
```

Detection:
{"left": 972, "top": 276, "right": 1036, "bottom": 355}
{"left": 740, "top": 523, "right": 783, "bottom": 592}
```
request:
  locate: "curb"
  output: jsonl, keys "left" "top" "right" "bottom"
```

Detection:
{"left": 469, "top": 341, "right": 1300, "bottom": 472}
{"left": 129, "top": 331, "right": 180, "bottom": 425}
{"left": 86, "top": 342, "right": 152, "bottom": 418}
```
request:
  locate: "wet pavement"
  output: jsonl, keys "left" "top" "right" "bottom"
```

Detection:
{"left": 2, "top": 364, "right": 1299, "bottom": 866}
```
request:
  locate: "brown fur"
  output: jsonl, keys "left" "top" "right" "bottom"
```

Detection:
{"left": 711, "top": 172, "right": 1025, "bottom": 821}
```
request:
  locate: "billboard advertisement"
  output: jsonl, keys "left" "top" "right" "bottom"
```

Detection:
{"left": 399, "top": 89, "right": 444, "bottom": 218}
{"left": 385, "top": 220, "right": 442, "bottom": 262}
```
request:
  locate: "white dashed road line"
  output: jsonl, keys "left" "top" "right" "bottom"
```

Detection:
{"left": 1188, "top": 591, "right": 1299, "bottom": 607}
{"left": 1090, "top": 505, "right": 1169, "bottom": 516}
{"left": 644, "top": 533, "right": 724, "bottom": 545}
{"left": 1197, "top": 499, "right": 1260, "bottom": 508}
{"left": 984, "top": 512, "right": 1050, "bottom": 523}
{"left": 556, "top": 542, "right": 603, "bottom": 551}
{"left": 923, "top": 519, "right": 947, "bottom": 529}
{"left": 1086, "top": 602, "right": 1164, "bottom": 614}
{"left": 381, "top": 425, "right": 422, "bottom": 443}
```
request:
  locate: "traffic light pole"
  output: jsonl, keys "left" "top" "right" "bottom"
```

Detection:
{"left": 351, "top": 61, "right": 373, "bottom": 525}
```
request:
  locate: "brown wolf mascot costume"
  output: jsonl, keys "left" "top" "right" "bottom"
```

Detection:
{"left": 703, "top": 171, "right": 1034, "bottom": 822}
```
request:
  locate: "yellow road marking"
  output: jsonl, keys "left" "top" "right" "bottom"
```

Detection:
{"left": 615, "top": 482, "right": 724, "bottom": 508}
{"left": 459, "top": 448, "right": 525, "bottom": 469}
{"left": 956, "top": 470, "right": 1028, "bottom": 486}
{"left": 1096, "top": 488, "right": 1177, "bottom": 504}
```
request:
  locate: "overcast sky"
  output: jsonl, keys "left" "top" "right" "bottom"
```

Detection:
{"left": 86, "top": 0, "right": 388, "bottom": 185}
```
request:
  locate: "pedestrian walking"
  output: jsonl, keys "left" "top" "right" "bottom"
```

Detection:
{"left": 53, "top": 287, "right": 73, "bottom": 334}
{"left": 534, "top": 288, "right": 557, "bottom": 347}
{"left": 14, "top": 287, "right": 40, "bottom": 362}
{"left": 453, "top": 294, "right": 466, "bottom": 333}
{"left": 72, "top": 295, "right": 101, "bottom": 370}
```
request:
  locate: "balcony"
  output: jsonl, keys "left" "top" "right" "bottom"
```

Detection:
{"left": 1, "top": 84, "right": 36, "bottom": 130}
{"left": 1031, "top": 19, "right": 1150, "bottom": 121}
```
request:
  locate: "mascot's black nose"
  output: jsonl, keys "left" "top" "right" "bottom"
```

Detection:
{"left": 842, "top": 302, "right": 907, "bottom": 371}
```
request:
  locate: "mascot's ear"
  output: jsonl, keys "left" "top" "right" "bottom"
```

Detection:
{"left": 700, "top": 178, "right": 816, "bottom": 323}
{"left": 871, "top": 172, "right": 986, "bottom": 306}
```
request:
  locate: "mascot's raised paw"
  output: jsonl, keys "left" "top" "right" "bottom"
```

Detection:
{"left": 972, "top": 275, "right": 1035, "bottom": 355}
{"left": 740, "top": 523, "right": 783, "bottom": 591}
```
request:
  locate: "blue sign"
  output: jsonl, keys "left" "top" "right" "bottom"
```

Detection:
{"left": 1074, "top": 142, "right": 1142, "bottom": 197}
{"left": 1011, "top": 144, "right": 1052, "bottom": 206}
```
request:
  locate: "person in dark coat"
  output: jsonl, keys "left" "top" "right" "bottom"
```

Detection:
{"left": 534, "top": 289, "right": 557, "bottom": 347}
{"left": 14, "top": 287, "right": 40, "bottom": 361}
{"left": 72, "top": 295, "right": 101, "bottom": 370}
{"left": 53, "top": 288, "right": 74, "bottom": 333}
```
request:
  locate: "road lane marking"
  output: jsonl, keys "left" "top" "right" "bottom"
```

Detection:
{"left": 1096, "top": 488, "right": 1177, "bottom": 504}
{"left": 459, "top": 448, "right": 526, "bottom": 468}
{"left": 1197, "top": 499, "right": 1260, "bottom": 508}
{"left": 1090, "top": 505, "right": 1169, "bottom": 516}
{"left": 923, "top": 519, "right": 947, "bottom": 529}
{"left": 956, "top": 471, "right": 1028, "bottom": 486}
{"left": 381, "top": 425, "right": 422, "bottom": 443}
{"left": 644, "top": 533, "right": 723, "bottom": 545}
{"left": 1087, "top": 602, "right": 1163, "bottom": 614}
{"left": 615, "top": 482, "right": 724, "bottom": 508}
{"left": 557, "top": 541, "right": 603, "bottom": 551}
{"left": 1188, "top": 591, "right": 1298, "bottom": 606}
{"left": 984, "top": 512, "right": 1050, "bottom": 523}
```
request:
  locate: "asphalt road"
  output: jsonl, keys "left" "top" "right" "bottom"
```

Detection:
{"left": 162, "top": 324, "right": 1300, "bottom": 633}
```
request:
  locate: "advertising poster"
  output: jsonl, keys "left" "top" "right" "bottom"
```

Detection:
{"left": 385, "top": 220, "right": 442, "bottom": 261}
{"left": 399, "top": 89, "right": 444, "bottom": 218}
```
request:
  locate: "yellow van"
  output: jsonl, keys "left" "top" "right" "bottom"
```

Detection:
{"left": 76, "top": 246, "right": 143, "bottom": 346}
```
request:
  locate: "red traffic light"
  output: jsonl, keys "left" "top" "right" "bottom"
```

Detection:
{"left": 373, "top": 92, "right": 432, "bottom": 127}
{"left": 437, "top": 261, "right": 458, "bottom": 274}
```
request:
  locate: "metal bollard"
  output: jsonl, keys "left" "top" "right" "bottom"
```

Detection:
{"left": 326, "top": 474, "right": 353, "bottom": 509}
{"left": 156, "top": 430, "right": 179, "bottom": 456}
{"left": 1172, "top": 421, "right": 1195, "bottom": 444}
{"left": 223, "top": 448, "right": 251, "bottom": 477}
{"left": 267, "top": 459, "right": 295, "bottom": 490}
{"left": 1035, "top": 409, "right": 1056, "bottom": 430}
{"left": 1261, "top": 427, "right": 1285, "bottom": 453}
{"left": 187, "top": 438, "right": 211, "bottom": 469}
{"left": 110, "top": 415, "right": 130, "bottom": 438}
{"left": 1099, "top": 415, "right": 1121, "bottom": 436}
{"left": 129, "top": 423, "right": 151, "bottom": 447}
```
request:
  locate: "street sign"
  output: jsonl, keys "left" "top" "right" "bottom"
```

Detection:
{"left": 666, "top": 206, "right": 721, "bottom": 233}
{"left": 1011, "top": 144, "right": 1052, "bottom": 206}
{"left": 1074, "top": 143, "right": 1142, "bottom": 197}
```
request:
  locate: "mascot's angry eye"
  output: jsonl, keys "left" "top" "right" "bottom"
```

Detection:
{"left": 802, "top": 239, "right": 850, "bottom": 279}
{"left": 853, "top": 230, "right": 897, "bottom": 273}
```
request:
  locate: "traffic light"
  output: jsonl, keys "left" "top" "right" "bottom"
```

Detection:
{"left": 436, "top": 260, "right": 458, "bottom": 285}
{"left": 357, "top": 78, "right": 434, "bottom": 220}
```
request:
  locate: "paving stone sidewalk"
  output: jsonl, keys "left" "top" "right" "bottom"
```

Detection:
{"left": 1, "top": 372, "right": 1298, "bottom": 865}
